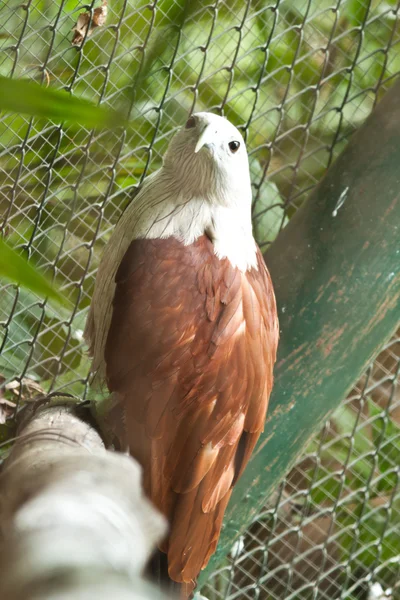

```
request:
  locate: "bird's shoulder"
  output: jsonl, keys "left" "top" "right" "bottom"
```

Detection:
{"left": 110, "top": 233, "right": 277, "bottom": 352}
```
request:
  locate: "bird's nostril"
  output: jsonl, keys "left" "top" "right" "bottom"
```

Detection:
{"left": 185, "top": 116, "right": 196, "bottom": 129}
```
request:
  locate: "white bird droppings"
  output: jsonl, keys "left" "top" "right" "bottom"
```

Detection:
{"left": 332, "top": 186, "right": 349, "bottom": 217}
{"left": 368, "top": 582, "right": 393, "bottom": 600}
{"left": 73, "top": 328, "right": 84, "bottom": 342}
{"left": 230, "top": 535, "right": 245, "bottom": 559}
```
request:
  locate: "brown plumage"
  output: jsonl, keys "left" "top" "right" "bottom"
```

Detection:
{"left": 104, "top": 234, "right": 279, "bottom": 594}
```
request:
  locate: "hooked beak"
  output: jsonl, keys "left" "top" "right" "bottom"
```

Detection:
{"left": 194, "top": 124, "right": 215, "bottom": 153}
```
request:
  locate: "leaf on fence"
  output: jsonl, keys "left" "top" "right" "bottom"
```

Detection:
{"left": 0, "top": 238, "right": 65, "bottom": 306}
{"left": 72, "top": 0, "right": 108, "bottom": 46}
{"left": 0, "top": 376, "right": 16, "bottom": 424}
{"left": 0, "top": 76, "right": 124, "bottom": 129}
{"left": 0, "top": 398, "right": 15, "bottom": 425}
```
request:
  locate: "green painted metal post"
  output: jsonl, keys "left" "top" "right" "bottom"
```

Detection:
{"left": 199, "top": 79, "right": 400, "bottom": 584}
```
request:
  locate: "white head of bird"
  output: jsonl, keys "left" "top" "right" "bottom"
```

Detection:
{"left": 122, "top": 112, "right": 258, "bottom": 272}
{"left": 102, "top": 113, "right": 257, "bottom": 272}
{"left": 163, "top": 112, "right": 252, "bottom": 209}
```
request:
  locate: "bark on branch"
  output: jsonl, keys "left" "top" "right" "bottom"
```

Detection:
{"left": 0, "top": 399, "right": 168, "bottom": 600}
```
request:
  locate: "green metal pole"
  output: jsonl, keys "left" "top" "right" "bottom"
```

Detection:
{"left": 199, "top": 78, "right": 400, "bottom": 584}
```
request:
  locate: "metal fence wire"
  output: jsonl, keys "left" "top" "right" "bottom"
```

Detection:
{"left": 0, "top": 1, "right": 399, "bottom": 599}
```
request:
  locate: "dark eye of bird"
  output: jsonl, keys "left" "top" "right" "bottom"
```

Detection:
{"left": 228, "top": 140, "right": 240, "bottom": 153}
{"left": 185, "top": 116, "right": 196, "bottom": 129}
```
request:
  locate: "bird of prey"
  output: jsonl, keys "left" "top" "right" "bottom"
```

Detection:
{"left": 84, "top": 112, "right": 279, "bottom": 597}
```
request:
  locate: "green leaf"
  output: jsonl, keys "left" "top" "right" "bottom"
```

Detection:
{"left": 0, "top": 77, "right": 125, "bottom": 129}
{"left": 0, "top": 238, "right": 65, "bottom": 306}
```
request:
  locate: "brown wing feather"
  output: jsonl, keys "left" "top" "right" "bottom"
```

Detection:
{"left": 104, "top": 235, "right": 278, "bottom": 587}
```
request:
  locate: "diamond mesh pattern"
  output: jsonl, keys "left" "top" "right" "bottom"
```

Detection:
{"left": 202, "top": 332, "right": 400, "bottom": 599}
{"left": 0, "top": 1, "right": 399, "bottom": 598}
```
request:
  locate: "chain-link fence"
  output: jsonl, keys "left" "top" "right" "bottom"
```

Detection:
{"left": 202, "top": 331, "right": 400, "bottom": 600}
{"left": 1, "top": 1, "right": 399, "bottom": 598}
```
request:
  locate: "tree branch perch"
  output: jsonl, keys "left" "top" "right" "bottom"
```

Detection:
{"left": 0, "top": 399, "right": 168, "bottom": 600}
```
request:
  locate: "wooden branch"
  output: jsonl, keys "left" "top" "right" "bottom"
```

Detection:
{"left": 0, "top": 399, "right": 168, "bottom": 600}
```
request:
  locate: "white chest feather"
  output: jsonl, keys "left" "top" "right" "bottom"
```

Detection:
{"left": 120, "top": 171, "right": 257, "bottom": 272}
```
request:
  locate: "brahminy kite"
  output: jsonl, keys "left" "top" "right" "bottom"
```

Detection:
{"left": 85, "top": 112, "right": 279, "bottom": 597}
